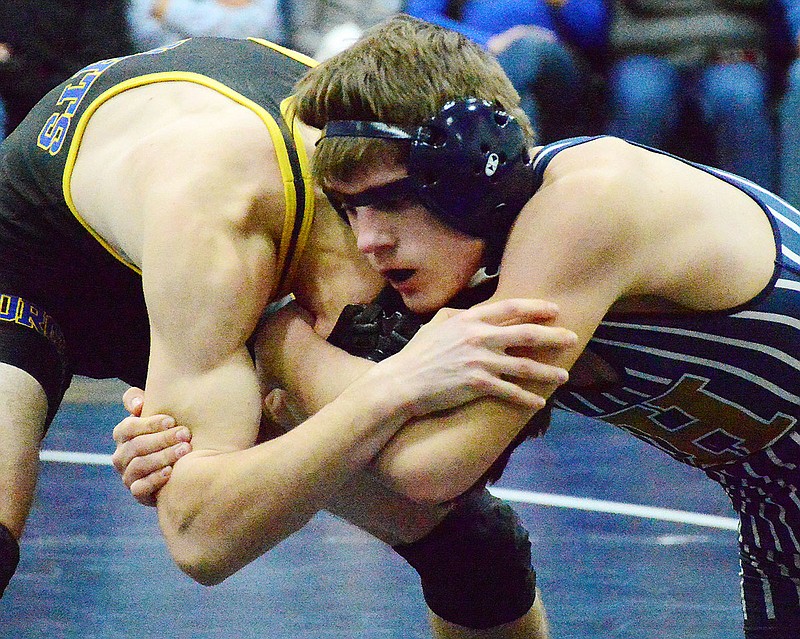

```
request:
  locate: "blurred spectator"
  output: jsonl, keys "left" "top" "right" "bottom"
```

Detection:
{"left": 0, "top": 0, "right": 133, "bottom": 136}
{"left": 605, "top": 0, "right": 779, "bottom": 191}
{"left": 778, "top": 0, "right": 800, "bottom": 208}
{"left": 128, "top": 0, "right": 286, "bottom": 52}
{"left": 404, "top": 0, "right": 609, "bottom": 143}
{"left": 287, "top": 0, "right": 401, "bottom": 61}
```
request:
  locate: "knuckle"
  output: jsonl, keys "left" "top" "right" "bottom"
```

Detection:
{"left": 112, "top": 419, "right": 133, "bottom": 442}
{"left": 467, "top": 369, "right": 489, "bottom": 389}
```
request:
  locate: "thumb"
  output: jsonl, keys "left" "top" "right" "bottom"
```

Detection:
{"left": 122, "top": 386, "right": 145, "bottom": 417}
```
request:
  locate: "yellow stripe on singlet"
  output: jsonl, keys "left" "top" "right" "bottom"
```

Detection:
{"left": 247, "top": 38, "right": 318, "bottom": 68}
{"left": 62, "top": 71, "right": 306, "bottom": 294}
{"left": 275, "top": 95, "right": 316, "bottom": 295}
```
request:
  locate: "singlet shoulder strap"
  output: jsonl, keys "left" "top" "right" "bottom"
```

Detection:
{"left": 531, "top": 136, "right": 606, "bottom": 186}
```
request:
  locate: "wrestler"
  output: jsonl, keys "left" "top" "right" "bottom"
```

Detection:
{"left": 273, "top": 16, "right": 799, "bottom": 638}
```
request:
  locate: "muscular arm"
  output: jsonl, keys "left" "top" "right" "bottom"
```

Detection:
{"left": 257, "top": 289, "right": 578, "bottom": 505}
{"left": 70, "top": 92, "right": 438, "bottom": 583}
{"left": 134, "top": 127, "right": 447, "bottom": 583}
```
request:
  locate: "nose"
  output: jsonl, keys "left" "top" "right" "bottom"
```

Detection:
{"left": 352, "top": 208, "right": 396, "bottom": 255}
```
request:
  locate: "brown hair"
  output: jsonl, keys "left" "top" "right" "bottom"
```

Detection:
{"left": 293, "top": 14, "right": 534, "bottom": 184}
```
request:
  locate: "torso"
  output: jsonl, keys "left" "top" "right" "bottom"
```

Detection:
{"left": 533, "top": 137, "right": 800, "bottom": 468}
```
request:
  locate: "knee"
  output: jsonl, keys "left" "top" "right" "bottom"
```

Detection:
{"left": 393, "top": 488, "right": 536, "bottom": 629}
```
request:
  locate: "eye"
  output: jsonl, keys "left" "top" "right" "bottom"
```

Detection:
{"left": 375, "top": 193, "right": 419, "bottom": 213}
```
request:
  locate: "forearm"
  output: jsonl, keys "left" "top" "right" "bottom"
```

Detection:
{"left": 372, "top": 397, "right": 544, "bottom": 505}
{"left": 156, "top": 376, "right": 411, "bottom": 584}
{"left": 270, "top": 346, "right": 545, "bottom": 505}
{"left": 255, "top": 303, "right": 374, "bottom": 414}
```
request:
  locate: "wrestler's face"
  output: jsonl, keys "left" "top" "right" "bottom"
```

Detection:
{"left": 324, "top": 160, "right": 484, "bottom": 314}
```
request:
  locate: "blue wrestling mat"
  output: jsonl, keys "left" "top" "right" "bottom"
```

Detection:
{"left": 1, "top": 382, "right": 741, "bottom": 638}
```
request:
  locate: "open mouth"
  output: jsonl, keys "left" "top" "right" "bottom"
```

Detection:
{"left": 383, "top": 269, "right": 415, "bottom": 285}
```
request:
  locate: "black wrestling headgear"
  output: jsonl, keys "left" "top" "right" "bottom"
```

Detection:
{"left": 321, "top": 98, "right": 536, "bottom": 272}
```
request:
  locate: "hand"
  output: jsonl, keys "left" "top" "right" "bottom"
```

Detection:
{"left": 111, "top": 387, "right": 192, "bottom": 506}
{"left": 365, "top": 298, "right": 577, "bottom": 418}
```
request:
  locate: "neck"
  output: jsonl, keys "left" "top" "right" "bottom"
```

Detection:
{"left": 292, "top": 199, "right": 383, "bottom": 337}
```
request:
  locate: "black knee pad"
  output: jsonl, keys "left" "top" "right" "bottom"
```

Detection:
{"left": 0, "top": 523, "right": 19, "bottom": 597}
{"left": 393, "top": 488, "right": 536, "bottom": 629}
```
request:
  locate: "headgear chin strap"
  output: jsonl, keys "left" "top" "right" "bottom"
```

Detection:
{"left": 320, "top": 98, "right": 536, "bottom": 272}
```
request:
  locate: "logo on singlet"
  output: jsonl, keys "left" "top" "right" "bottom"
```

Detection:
{"left": 37, "top": 59, "right": 121, "bottom": 156}
{"left": 0, "top": 294, "right": 66, "bottom": 354}
{"left": 36, "top": 40, "right": 188, "bottom": 156}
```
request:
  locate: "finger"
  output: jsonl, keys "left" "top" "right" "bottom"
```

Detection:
{"left": 489, "top": 353, "right": 570, "bottom": 385}
{"left": 112, "top": 425, "right": 190, "bottom": 473}
{"left": 129, "top": 468, "right": 173, "bottom": 507}
{"left": 487, "top": 323, "right": 579, "bottom": 351}
{"left": 426, "top": 306, "right": 462, "bottom": 325}
{"left": 112, "top": 414, "right": 177, "bottom": 444}
{"left": 122, "top": 386, "right": 145, "bottom": 416}
{"left": 471, "top": 372, "right": 548, "bottom": 409}
{"left": 121, "top": 441, "right": 191, "bottom": 487}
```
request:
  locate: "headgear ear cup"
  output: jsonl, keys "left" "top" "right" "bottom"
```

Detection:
{"left": 407, "top": 99, "right": 534, "bottom": 240}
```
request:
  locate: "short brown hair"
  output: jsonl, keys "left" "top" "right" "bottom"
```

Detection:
{"left": 293, "top": 14, "right": 533, "bottom": 184}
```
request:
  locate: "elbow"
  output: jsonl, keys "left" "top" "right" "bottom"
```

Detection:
{"left": 159, "top": 505, "right": 254, "bottom": 586}
{"left": 167, "top": 533, "right": 251, "bottom": 586}
{"left": 376, "top": 442, "right": 485, "bottom": 506}
{"left": 160, "top": 504, "right": 289, "bottom": 586}
{"left": 387, "top": 463, "right": 478, "bottom": 507}
{"left": 167, "top": 534, "right": 236, "bottom": 586}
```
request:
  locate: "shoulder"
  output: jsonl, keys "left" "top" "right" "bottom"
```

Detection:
{"left": 507, "top": 138, "right": 688, "bottom": 292}
{"left": 78, "top": 81, "right": 284, "bottom": 206}
{"left": 532, "top": 137, "right": 648, "bottom": 226}
{"left": 73, "top": 82, "right": 287, "bottom": 256}
{"left": 538, "top": 136, "right": 727, "bottom": 214}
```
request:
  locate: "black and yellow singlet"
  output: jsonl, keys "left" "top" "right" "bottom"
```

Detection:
{"left": 0, "top": 37, "right": 316, "bottom": 394}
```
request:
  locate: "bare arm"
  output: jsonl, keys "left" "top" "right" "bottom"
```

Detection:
{"left": 256, "top": 296, "right": 578, "bottom": 503}
{"left": 130, "top": 120, "right": 471, "bottom": 582}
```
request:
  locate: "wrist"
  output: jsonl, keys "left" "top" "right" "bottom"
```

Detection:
{"left": 349, "top": 358, "right": 419, "bottom": 423}
{"left": 338, "top": 370, "right": 413, "bottom": 434}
